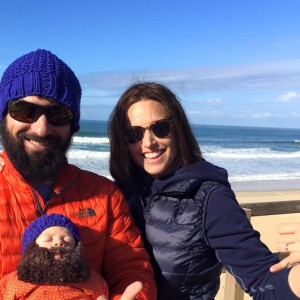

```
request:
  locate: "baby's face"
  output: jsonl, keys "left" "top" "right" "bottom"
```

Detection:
{"left": 36, "top": 226, "right": 76, "bottom": 250}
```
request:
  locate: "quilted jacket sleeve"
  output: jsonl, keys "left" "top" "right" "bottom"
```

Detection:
{"left": 205, "top": 187, "right": 299, "bottom": 299}
{"left": 102, "top": 186, "right": 157, "bottom": 300}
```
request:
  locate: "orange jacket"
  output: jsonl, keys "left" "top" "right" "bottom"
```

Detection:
{"left": 0, "top": 270, "right": 108, "bottom": 299}
{"left": 0, "top": 151, "right": 156, "bottom": 300}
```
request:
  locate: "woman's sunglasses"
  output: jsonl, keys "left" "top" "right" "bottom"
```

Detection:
{"left": 8, "top": 100, "right": 74, "bottom": 126}
{"left": 125, "top": 119, "right": 172, "bottom": 144}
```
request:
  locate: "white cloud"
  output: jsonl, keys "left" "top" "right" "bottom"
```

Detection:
{"left": 77, "top": 60, "right": 300, "bottom": 128}
{"left": 79, "top": 60, "right": 300, "bottom": 95}
{"left": 278, "top": 91, "right": 300, "bottom": 102}
{"left": 188, "top": 109, "right": 220, "bottom": 115}
{"left": 188, "top": 98, "right": 224, "bottom": 107}
{"left": 205, "top": 98, "right": 223, "bottom": 106}
{"left": 251, "top": 112, "right": 272, "bottom": 119}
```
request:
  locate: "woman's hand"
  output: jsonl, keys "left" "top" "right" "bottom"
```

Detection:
{"left": 270, "top": 223, "right": 300, "bottom": 272}
{"left": 97, "top": 281, "right": 143, "bottom": 300}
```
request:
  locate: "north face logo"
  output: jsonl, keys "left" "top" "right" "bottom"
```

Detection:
{"left": 74, "top": 208, "right": 96, "bottom": 218}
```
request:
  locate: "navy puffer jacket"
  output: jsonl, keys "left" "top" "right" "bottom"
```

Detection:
{"left": 121, "top": 160, "right": 296, "bottom": 300}
{"left": 146, "top": 179, "right": 224, "bottom": 299}
{"left": 123, "top": 160, "right": 231, "bottom": 299}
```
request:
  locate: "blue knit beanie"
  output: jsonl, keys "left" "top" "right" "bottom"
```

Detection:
{"left": 22, "top": 213, "right": 81, "bottom": 254}
{"left": 0, "top": 49, "right": 81, "bottom": 132}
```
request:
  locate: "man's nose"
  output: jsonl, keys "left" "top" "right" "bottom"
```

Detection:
{"left": 30, "top": 114, "right": 52, "bottom": 137}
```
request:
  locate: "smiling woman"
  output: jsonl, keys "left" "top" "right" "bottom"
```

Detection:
{"left": 108, "top": 81, "right": 300, "bottom": 300}
{"left": 126, "top": 101, "right": 177, "bottom": 178}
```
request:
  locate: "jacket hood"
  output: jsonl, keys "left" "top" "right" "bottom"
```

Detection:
{"left": 151, "top": 159, "right": 230, "bottom": 194}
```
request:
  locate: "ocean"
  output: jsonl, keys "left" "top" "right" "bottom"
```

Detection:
{"left": 2, "top": 120, "right": 300, "bottom": 191}
{"left": 68, "top": 120, "right": 300, "bottom": 191}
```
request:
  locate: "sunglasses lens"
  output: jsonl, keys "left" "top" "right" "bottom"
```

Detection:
{"left": 8, "top": 100, "right": 73, "bottom": 126}
{"left": 151, "top": 120, "right": 171, "bottom": 138}
{"left": 46, "top": 105, "right": 73, "bottom": 126}
{"left": 125, "top": 119, "right": 172, "bottom": 144}
{"left": 9, "top": 101, "right": 39, "bottom": 123}
{"left": 125, "top": 126, "right": 144, "bottom": 144}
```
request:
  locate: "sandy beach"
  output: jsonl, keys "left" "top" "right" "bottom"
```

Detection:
{"left": 216, "top": 185, "right": 300, "bottom": 300}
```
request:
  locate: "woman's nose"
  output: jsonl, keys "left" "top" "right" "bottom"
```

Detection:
{"left": 141, "top": 129, "right": 156, "bottom": 147}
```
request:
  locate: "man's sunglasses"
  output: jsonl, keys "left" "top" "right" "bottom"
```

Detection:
{"left": 8, "top": 100, "right": 74, "bottom": 126}
{"left": 125, "top": 119, "right": 172, "bottom": 144}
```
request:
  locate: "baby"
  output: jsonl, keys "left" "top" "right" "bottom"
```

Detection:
{"left": 0, "top": 213, "right": 108, "bottom": 299}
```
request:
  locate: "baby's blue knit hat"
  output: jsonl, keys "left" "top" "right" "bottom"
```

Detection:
{"left": 0, "top": 49, "right": 81, "bottom": 132}
{"left": 22, "top": 213, "right": 81, "bottom": 254}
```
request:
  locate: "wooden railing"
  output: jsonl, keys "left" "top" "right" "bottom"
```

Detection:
{"left": 222, "top": 200, "right": 300, "bottom": 300}
{"left": 241, "top": 200, "right": 300, "bottom": 216}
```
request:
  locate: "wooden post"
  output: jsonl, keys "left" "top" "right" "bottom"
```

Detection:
{"left": 224, "top": 272, "right": 245, "bottom": 300}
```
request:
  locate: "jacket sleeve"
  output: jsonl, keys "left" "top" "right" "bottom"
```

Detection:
{"left": 204, "top": 187, "right": 299, "bottom": 300}
{"left": 102, "top": 186, "right": 157, "bottom": 300}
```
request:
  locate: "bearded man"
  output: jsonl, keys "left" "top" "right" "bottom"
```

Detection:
{"left": 0, "top": 49, "right": 156, "bottom": 300}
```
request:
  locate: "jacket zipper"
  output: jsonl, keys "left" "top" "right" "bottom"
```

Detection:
{"left": 31, "top": 177, "right": 79, "bottom": 216}
{"left": 31, "top": 189, "right": 44, "bottom": 217}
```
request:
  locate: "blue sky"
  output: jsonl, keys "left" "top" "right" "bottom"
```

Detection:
{"left": 1, "top": 0, "right": 300, "bottom": 128}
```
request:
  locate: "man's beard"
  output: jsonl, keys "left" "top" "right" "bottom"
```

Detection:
{"left": 0, "top": 119, "right": 72, "bottom": 182}
{"left": 17, "top": 242, "right": 90, "bottom": 284}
